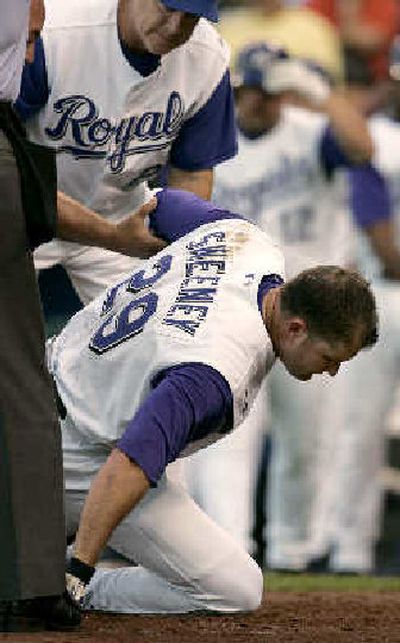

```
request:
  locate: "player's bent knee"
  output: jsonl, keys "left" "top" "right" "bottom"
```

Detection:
{"left": 229, "top": 561, "right": 263, "bottom": 612}
{"left": 206, "top": 557, "right": 263, "bottom": 613}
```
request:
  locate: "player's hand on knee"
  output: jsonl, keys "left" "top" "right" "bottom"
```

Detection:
{"left": 66, "top": 557, "right": 96, "bottom": 609}
{"left": 113, "top": 197, "right": 167, "bottom": 258}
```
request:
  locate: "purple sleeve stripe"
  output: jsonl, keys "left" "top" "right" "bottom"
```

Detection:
{"left": 14, "top": 37, "right": 49, "bottom": 121}
{"left": 348, "top": 165, "right": 392, "bottom": 228}
{"left": 169, "top": 70, "right": 238, "bottom": 171}
{"left": 320, "top": 126, "right": 350, "bottom": 174}
{"left": 117, "top": 363, "right": 233, "bottom": 485}
{"left": 149, "top": 187, "right": 245, "bottom": 243}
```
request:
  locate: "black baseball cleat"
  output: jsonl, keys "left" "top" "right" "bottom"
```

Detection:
{"left": 41, "top": 590, "right": 82, "bottom": 631}
{"left": 0, "top": 591, "right": 81, "bottom": 632}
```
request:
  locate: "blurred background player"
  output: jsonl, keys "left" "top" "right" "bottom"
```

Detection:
{"left": 304, "top": 34, "right": 400, "bottom": 574}
{"left": 183, "top": 42, "right": 378, "bottom": 569}
{"left": 219, "top": 0, "right": 344, "bottom": 82}
{"left": 16, "top": 0, "right": 236, "bottom": 305}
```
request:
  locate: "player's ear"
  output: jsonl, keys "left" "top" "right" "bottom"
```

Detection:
{"left": 285, "top": 316, "right": 308, "bottom": 340}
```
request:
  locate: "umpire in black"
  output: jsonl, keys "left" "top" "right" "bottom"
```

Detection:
{"left": 0, "top": 0, "right": 79, "bottom": 631}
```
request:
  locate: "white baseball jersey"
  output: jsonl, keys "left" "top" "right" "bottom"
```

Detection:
{"left": 49, "top": 218, "right": 284, "bottom": 487}
{"left": 25, "top": 0, "right": 231, "bottom": 219}
{"left": 213, "top": 106, "right": 351, "bottom": 277}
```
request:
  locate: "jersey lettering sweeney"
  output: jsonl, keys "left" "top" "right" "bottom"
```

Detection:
{"left": 49, "top": 218, "right": 283, "bottom": 462}
{"left": 213, "top": 106, "right": 348, "bottom": 277}
{"left": 25, "top": 0, "right": 230, "bottom": 218}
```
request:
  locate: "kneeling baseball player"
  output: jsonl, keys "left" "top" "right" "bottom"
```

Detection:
{"left": 49, "top": 188, "right": 377, "bottom": 614}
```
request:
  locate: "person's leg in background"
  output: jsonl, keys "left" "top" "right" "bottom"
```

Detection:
{"left": 308, "top": 281, "right": 400, "bottom": 573}
{"left": 183, "top": 381, "right": 269, "bottom": 555}
{"left": 0, "top": 130, "right": 65, "bottom": 599}
{"left": 266, "top": 362, "right": 333, "bottom": 571}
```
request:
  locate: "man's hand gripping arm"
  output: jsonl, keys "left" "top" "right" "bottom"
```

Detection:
{"left": 56, "top": 192, "right": 166, "bottom": 258}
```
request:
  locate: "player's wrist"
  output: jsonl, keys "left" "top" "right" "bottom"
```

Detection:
{"left": 102, "top": 220, "right": 124, "bottom": 253}
{"left": 66, "top": 557, "right": 95, "bottom": 607}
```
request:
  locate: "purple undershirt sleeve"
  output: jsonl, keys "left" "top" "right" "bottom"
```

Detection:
{"left": 149, "top": 187, "right": 245, "bottom": 243}
{"left": 116, "top": 363, "right": 233, "bottom": 486}
{"left": 348, "top": 165, "right": 392, "bottom": 228}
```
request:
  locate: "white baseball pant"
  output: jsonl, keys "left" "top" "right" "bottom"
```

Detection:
{"left": 307, "top": 280, "right": 397, "bottom": 572}
{"left": 182, "top": 382, "right": 269, "bottom": 555}
{"left": 65, "top": 462, "right": 263, "bottom": 614}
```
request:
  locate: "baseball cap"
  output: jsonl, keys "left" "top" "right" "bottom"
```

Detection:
{"left": 300, "top": 58, "right": 335, "bottom": 87}
{"left": 389, "top": 35, "right": 400, "bottom": 81}
{"left": 160, "top": 0, "right": 219, "bottom": 22}
{"left": 233, "top": 42, "right": 289, "bottom": 91}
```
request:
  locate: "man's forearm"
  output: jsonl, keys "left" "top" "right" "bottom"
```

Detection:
{"left": 323, "top": 91, "right": 373, "bottom": 163}
{"left": 365, "top": 219, "right": 400, "bottom": 280}
{"left": 56, "top": 191, "right": 119, "bottom": 250}
{"left": 56, "top": 191, "right": 165, "bottom": 257}
{"left": 73, "top": 449, "right": 150, "bottom": 567}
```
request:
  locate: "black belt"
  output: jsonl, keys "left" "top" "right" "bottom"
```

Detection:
{"left": 0, "top": 102, "right": 57, "bottom": 250}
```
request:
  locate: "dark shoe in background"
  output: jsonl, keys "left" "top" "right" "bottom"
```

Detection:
{"left": 0, "top": 599, "right": 43, "bottom": 633}
{"left": 0, "top": 590, "right": 81, "bottom": 632}
{"left": 304, "top": 551, "right": 331, "bottom": 574}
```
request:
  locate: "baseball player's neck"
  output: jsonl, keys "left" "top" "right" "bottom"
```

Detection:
{"left": 118, "top": 0, "right": 145, "bottom": 53}
{"left": 117, "top": 0, "right": 197, "bottom": 56}
{"left": 262, "top": 287, "right": 281, "bottom": 356}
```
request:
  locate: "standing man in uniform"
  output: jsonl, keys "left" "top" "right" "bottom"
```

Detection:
{"left": 0, "top": 0, "right": 164, "bottom": 632}
{"left": 306, "top": 37, "right": 400, "bottom": 574}
{"left": 52, "top": 188, "right": 378, "bottom": 614}
{"left": 16, "top": 0, "right": 237, "bottom": 305}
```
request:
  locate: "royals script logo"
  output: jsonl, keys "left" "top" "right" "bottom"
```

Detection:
{"left": 45, "top": 91, "right": 185, "bottom": 173}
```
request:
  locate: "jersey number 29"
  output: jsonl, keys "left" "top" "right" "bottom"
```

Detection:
{"left": 89, "top": 255, "right": 172, "bottom": 354}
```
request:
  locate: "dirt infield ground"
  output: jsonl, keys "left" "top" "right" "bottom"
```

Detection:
{"left": 1, "top": 592, "right": 400, "bottom": 643}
